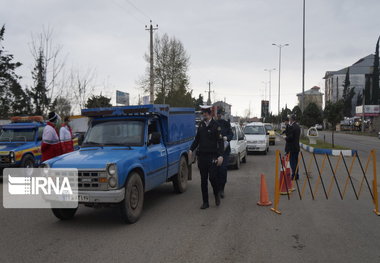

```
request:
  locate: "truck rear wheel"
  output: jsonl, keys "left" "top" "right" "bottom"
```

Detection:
{"left": 120, "top": 172, "right": 144, "bottom": 224}
{"left": 173, "top": 156, "right": 188, "bottom": 193}
{"left": 51, "top": 208, "right": 77, "bottom": 220}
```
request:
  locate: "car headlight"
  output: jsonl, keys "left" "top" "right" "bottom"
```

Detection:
{"left": 258, "top": 140, "right": 266, "bottom": 144}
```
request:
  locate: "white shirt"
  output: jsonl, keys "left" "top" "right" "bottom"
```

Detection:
{"left": 60, "top": 126, "right": 72, "bottom": 142}
{"left": 42, "top": 125, "right": 60, "bottom": 144}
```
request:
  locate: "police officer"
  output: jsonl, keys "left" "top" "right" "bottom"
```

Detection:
{"left": 215, "top": 107, "right": 233, "bottom": 198}
{"left": 189, "top": 105, "right": 224, "bottom": 209}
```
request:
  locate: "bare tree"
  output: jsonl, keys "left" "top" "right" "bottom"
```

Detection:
{"left": 71, "top": 68, "right": 96, "bottom": 112}
{"left": 29, "top": 26, "right": 66, "bottom": 103}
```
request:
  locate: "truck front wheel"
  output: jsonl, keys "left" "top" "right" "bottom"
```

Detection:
{"left": 173, "top": 156, "right": 188, "bottom": 193}
{"left": 120, "top": 172, "right": 144, "bottom": 224}
{"left": 51, "top": 208, "right": 77, "bottom": 220}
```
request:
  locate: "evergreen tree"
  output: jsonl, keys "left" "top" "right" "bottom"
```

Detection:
{"left": 291, "top": 105, "right": 302, "bottom": 121}
{"left": 29, "top": 48, "right": 50, "bottom": 115}
{"left": 51, "top": 96, "right": 71, "bottom": 117}
{"left": 301, "top": 102, "right": 323, "bottom": 128}
{"left": 372, "top": 36, "right": 380, "bottom": 105}
{"left": 193, "top": 94, "right": 204, "bottom": 110}
{"left": 85, "top": 94, "right": 112, "bottom": 108}
{"left": 0, "top": 25, "right": 30, "bottom": 118}
{"left": 342, "top": 67, "right": 355, "bottom": 117}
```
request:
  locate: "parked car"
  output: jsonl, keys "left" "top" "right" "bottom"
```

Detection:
{"left": 228, "top": 123, "right": 247, "bottom": 169}
{"left": 243, "top": 122, "right": 269, "bottom": 154}
{"left": 264, "top": 123, "right": 276, "bottom": 145}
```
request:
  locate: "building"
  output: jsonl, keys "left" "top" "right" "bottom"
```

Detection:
{"left": 324, "top": 54, "right": 378, "bottom": 114}
{"left": 213, "top": 101, "right": 232, "bottom": 120}
{"left": 297, "top": 86, "right": 324, "bottom": 110}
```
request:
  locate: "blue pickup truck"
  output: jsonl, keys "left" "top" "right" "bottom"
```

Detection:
{"left": 0, "top": 116, "right": 46, "bottom": 172}
{"left": 43, "top": 105, "right": 196, "bottom": 223}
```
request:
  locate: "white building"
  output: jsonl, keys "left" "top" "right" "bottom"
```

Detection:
{"left": 213, "top": 101, "right": 232, "bottom": 121}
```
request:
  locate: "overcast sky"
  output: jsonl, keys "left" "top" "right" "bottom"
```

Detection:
{"left": 1, "top": 0, "right": 380, "bottom": 116}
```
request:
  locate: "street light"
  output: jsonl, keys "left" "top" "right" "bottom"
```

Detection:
{"left": 264, "top": 68, "right": 276, "bottom": 114}
{"left": 272, "top": 43, "right": 289, "bottom": 121}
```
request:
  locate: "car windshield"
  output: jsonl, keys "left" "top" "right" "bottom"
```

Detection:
{"left": 265, "top": 125, "right": 273, "bottom": 131}
{"left": 0, "top": 129, "right": 36, "bottom": 142}
{"left": 232, "top": 127, "right": 237, "bottom": 140}
{"left": 82, "top": 120, "right": 144, "bottom": 147}
{"left": 244, "top": 126, "right": 265, "bottom": 135}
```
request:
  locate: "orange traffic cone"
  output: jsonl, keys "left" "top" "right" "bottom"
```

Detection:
{"left": 257, "top": 174, "right": 272, "bottom": 206}
{"left": 280, "top": 156, "right": 292, "bottom": 195}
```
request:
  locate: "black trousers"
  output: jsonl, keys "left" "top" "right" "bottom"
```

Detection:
{"left": 217, "top": 151, "right": 229, "bottom": 190}
{"left": 198, "top": 153, "right": 219, "bottom": 204}
{"left": 289, "top": 151, "right": 300, "bottom": 180}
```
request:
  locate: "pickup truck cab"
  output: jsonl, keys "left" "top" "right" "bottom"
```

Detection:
{"left": 43, "top": 105, "right": 195, "bottom": 223}
{"left": 0, "top": 116, "right": 45, "bottom": 172}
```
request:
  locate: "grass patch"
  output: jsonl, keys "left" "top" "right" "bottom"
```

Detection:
{"left": 300, "top": 137, "right": 349, "bottom": 150}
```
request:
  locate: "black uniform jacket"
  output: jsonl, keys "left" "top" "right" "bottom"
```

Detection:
{"left": 190, "top": 118, "right": 224, "bottom": 157}
{"left": 216, "top": 118, "right": 233, "bottom": 154}
{"left": 285, "top": 122, "right": 301, "bottom": 153}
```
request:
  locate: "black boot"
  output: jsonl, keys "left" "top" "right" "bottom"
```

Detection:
{"left": 200, "top": 203, "right": 209, "bottom": 209}
{"left": 215, "top": 193, "right": 221, "bottom": 206}
{"left": 220, "top": 185, "right": 225, "bottom": 198}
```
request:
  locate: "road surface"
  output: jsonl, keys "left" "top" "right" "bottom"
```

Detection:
{"left": 0, "top": 138, "right": 379, "bottom": 263}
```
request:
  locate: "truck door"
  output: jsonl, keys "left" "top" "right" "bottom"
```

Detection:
{"left": 145, "top": 119, "right": 168, "bottom": 190}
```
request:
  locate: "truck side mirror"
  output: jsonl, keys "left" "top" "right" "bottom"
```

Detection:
{"left": 150, "top": 132, "right": 161, "bottom": 145}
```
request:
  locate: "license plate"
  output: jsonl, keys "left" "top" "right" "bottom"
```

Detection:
{"left": 77, "top": 194, "right": 90, "bottom": 202}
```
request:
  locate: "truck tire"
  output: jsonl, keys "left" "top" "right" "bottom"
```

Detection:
{"left": 173, "top": 156, "right": 188, "bottom": 193}
{"left": 21, "top": 154, "right": 35, "bottom": 168}
{"left": 51, "top": 208, "right": 77, "bottom": 220}
{"left": 120, "top": 172, "right": 144, "bottom": 224}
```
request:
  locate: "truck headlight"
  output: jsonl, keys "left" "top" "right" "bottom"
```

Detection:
{"left": 106, "top": 163, "right": 118, "bottom": 188}
{"left": 107, "top": 163, "right": 117, "bottom": 176}
{"left": 108, "top": 177, "right": 117, "bottom": 188}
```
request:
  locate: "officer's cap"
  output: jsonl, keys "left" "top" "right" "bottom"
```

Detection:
{"left": 200, "top": 105, "right": 212, "bottom": 113}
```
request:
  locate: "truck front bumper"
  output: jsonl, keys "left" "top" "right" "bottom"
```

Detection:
{"left": 79, "top": 188, "right": 125, "bottom": 203}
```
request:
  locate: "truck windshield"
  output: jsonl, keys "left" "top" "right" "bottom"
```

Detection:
{"left": 0, "top": 129, "right": 36, "bottom": 142}
{"left": 82, "top": 120, "right": 144, "bottom": 147}
{"left": 244, "top": 126, "right": 265, "bottom": 135}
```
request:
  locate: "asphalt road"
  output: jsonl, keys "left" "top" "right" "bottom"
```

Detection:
{"left": 1, "top": 138, "right": 379, "bottom": 263}
{"left": 311, "top": 130, "right": 380, "bottom": 156}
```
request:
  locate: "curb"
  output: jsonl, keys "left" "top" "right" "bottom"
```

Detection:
{"left": 299, "top": 143, "right": 357, "bottom": 156}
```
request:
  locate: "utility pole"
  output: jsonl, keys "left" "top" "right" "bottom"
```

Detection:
{"left": 301, "top": 0, "right": 306, "bottom": 114}
{"left": 272, "top": 43, "right": 289, "bottom": 122}
{"left": 362, "top": 90, "right": 365, "bottom": 132}
{"left": 264, "top": 68, "right": 276, "bottom": 113}
{"left": 145, "top": 20, "right": 158, "bottom": 104}
{"left": 206, "top": 81, "right": 213, "bottom": 105}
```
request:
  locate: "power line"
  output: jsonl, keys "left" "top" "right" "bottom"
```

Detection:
{"left": 123, "top": 0, "right": 151, "bottom": 20}
{"left": 111, "top": 0, "right": 146, "bottom": 24}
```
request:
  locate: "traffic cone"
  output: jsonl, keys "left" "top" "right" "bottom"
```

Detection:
{"left": 285, "top": 155, "right": 294, "bottom": 191}
{"left": 257, "top": 174, "right": 272, "bottom": 206}
{"left": 280, "top": 157, "right": 292, "bottom": 195}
